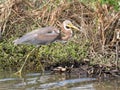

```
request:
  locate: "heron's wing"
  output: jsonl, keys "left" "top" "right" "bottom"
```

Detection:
{"left": 34, "top": 31, "right": 60, "bottom": 45}
{"left": 23, "top": 26, "right": 56, "bottom": 37}
{"left": 13, "top": 28, "right": 60, "bottom": 45}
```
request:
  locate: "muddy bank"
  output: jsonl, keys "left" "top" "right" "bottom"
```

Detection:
{"left": 48, "top": 60, "right": 120, "bottom": 79}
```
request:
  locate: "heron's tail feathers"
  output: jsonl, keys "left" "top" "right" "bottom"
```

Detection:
{"left": 13, "top": 38, "right": 22, "bottom": 45}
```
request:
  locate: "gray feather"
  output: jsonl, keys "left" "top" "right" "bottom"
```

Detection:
{"left": 13, "top": 26, "right": 60, "bottom": 45}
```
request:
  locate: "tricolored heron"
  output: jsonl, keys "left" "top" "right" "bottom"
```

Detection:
{"left": 13, "top": 20, "right": 79, "bottom": 75}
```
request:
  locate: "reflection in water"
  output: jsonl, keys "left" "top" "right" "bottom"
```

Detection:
{"left": 0, "top": 71, "right": 120, "bottom": 90}
{"left": 39, "top": 78, "right": 96, "bottom": 89}
{"left": 70, "top": 84, "right": 95, "bottom": 90}
{"left": 93, "top": 79, "right": 120, "bottom": 90}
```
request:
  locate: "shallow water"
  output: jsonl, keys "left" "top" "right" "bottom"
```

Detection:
{"left": 0, "top": 71, "right": 120, "bottom": 90}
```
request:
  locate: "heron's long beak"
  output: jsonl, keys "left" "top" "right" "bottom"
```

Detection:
{"left": 67, "top": 24, "right": 80, "bottom": 31}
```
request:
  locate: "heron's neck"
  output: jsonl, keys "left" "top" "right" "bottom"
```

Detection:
{"left": 61, "top": 27, "right": 72, "bottom": 41}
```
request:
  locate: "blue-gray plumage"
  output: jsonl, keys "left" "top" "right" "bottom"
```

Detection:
{"left": 13, "top": 26, "right": 60, "bottom": 45}
{"left": 13, "top": 20, "right": 79, "bottom": 46}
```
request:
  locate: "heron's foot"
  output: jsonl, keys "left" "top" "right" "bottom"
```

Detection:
{"left": 14, "top": 69, "right": 22, "bottom": 77}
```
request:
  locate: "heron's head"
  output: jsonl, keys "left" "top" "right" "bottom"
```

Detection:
{"left": 63, "top": 20, "right": 79, "bottom": 31}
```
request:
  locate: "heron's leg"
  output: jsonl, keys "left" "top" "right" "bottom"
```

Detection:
{"left": 35, "top": 46, "right": 44, "bottom": 73}
{"left": 14, "top": 47, "right": 36, "bottom": 76}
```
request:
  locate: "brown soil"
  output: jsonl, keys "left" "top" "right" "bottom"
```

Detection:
{"left": 49, "top": 61, "right": 120, "bottom": 79}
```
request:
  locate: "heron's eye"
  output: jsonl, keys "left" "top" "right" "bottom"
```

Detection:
{"left": 66, "top": 26, "right": 70, "bottom": 29}
{"left": 48, "top": 31, "right": 52, "bottom": 33}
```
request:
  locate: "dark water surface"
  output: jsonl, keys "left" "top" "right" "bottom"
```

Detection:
{"left": 0, "top": 71, "right": 120, "bottom": 90}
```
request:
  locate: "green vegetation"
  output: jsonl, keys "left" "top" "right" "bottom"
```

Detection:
{"left": 0, "top": 0, "right": 120, "bottom": 72}
{"left": 100, "top": 0, "right": 120, "bottom": 11}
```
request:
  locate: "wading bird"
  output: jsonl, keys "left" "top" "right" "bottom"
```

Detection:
{"left": 13, "top": 20, "right": 79, "bottom": 75}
